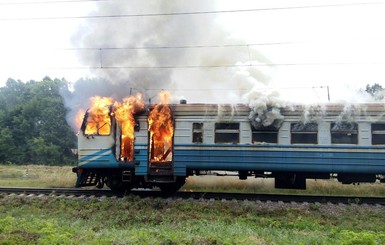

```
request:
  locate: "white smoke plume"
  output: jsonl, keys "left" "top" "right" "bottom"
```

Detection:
{"left": 61, "top": 1, "right": 384, "bottom": 131}
{"left": 70, "top": 1, "right": 271, "bottom": 99}
{"left": 61, "top": 0, "right": 276, "bottom": 130}
{"left": 244, "top": 89, "right": 286, "bottom": 129}
{"left": 301, "top": 104, "right": 327, "bottom": 124}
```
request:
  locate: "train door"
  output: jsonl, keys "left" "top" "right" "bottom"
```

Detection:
{"left": 147, "top": 103, "right": 175, "bottom": 182}
{"left": 114, "top": 101, "right": 142, "bottom": 163}
{"left": 106, "top": 98, "right": 144, "bottom": 191}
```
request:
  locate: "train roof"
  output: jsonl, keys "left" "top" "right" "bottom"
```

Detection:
{"left": 166, "top": 103, "right": 385, "bottom": 116}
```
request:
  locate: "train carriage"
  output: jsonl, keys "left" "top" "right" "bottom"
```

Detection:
{"left": 73, "top": 101, "right": 385, "bottom": 193}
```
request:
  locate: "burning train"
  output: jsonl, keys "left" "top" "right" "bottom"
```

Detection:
{"left": 72, "top": 93, "right": 385, "bottom": 193}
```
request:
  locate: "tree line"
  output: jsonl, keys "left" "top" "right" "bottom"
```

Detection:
{"left": 0, "top": 77, "right": 76, "bottom": 165}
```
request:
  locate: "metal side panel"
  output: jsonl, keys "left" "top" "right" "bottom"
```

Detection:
{"left": 134, "top": 145, "right": 148, "bottom": 175}
{"left": 78, "top": 132, "right": 118, "bottom": 168}
{"left": 173, "top": 162, "right": 187, "bottom": 176}
{"left": 173, "top": 144, "right": 385, "bottom": 174}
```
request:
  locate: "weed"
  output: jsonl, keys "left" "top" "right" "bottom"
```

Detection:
{"left": 338, "top": 230, "right": 384, "bottom": 245}
{"left": 1, "top": 195, "right": 384, "bottom": 244}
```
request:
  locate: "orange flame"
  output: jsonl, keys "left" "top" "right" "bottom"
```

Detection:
{"left": 113, "top": 94, "right": 145, "bottom": 161}
{"left": 78, "top": 91, "right": 174, "bottom": 163}
{"left": 75, "top": 109, "right": 86, "bottom": 130}
{"left": 84, "top": 96, "right": 114, "bottom": 135}
{"left": 148, "top": 91, "right": 174, "bottom": 162}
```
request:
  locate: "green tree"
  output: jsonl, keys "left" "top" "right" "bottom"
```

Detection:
{"left": 27, "top": 137, "right": 61, "bottom": 165}
{"left": 0, "top": 77, "right": 77, "bottom": 165}
{"left": 0, "top": 127, "right": 17, "bottom": 162}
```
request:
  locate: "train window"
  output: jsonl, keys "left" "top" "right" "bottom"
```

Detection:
{"left": 192, "top": 123, "right": 203, "bottom": 143}
{"left": 331, "top": 122, "right": 358, "bottom": 144}
{"left": 291, "top": 123, "right": 318, "bottom": 144}
{"left": 83, "top": 112, "right": 111, "bottom": 135}
{"left": 251, "top": 124, "right": 278, "bottom": 143}
{"left": 372, "top": 123, "right": 385, "bottom": 145}
{"left": 215, "top": 123, "right": 239, "bottom": 144}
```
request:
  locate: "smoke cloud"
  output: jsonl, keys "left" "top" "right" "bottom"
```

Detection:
{"left": 61, "top": 1, "right": 383, "bottom": 132}
{"left": 72, "top": 1, "right": 271, "bottom": 99}
{"left": 61, "top": 0, "right": 276, "bottom": 129}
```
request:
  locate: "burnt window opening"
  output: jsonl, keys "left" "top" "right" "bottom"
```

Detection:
{"left": 215, "top": 123, "right": 240, "bottom": 144}
{"left": 118, "top": 120, "right": 141, "bottom": 162}
{"left": 291, "top": 122, "right": 318, "bottom": 144}
{"left": 83, "top": 111, "right": 112, "bottom": 136}
{"left": 251, "top": 124, "right": 279, "bottom": 144}
{"left": 372, "top": 123, "right": 385, "bottom": 145}
{"left": 192, "top": 123, "right": 203, "bottom": 143}
{"left": 86, "top": 120, "right": 111, "bottom": 135}
{"left": 331, "top": 122, "right": 358, "bottom": 144}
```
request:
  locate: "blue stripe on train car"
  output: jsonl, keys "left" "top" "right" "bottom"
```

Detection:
{"left": 173, "top": 144, "right": 385, "bottom": 174}
{"left": 78, "top": 148, "right": 119, "bottom": 168}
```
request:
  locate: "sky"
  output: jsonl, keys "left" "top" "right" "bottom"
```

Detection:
{"left": 1, "top": 0, "right": 385, "bottom": 104}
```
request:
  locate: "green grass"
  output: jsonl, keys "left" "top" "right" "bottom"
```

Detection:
{"left": 1, "top": 164, "right": 385, "bottom": 197}
{"left": 0, "top": 164, "right": 76, "bottom": 188}
{"left": 0, "top": 164, "right": 384, "bottom": 244}
{"left": 183, "top": 176, "right": 385, "bottom": 197}
{"left": 0, "top": 195, "right": 384, "bottom": 244}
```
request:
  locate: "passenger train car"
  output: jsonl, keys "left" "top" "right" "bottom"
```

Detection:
{"left": 72, "top": 101, "right": 385, "bottom": 193}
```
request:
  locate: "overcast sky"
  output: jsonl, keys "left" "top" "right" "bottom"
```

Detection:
{"left": 1, "top": 0, "right": 385, "bottom": 103}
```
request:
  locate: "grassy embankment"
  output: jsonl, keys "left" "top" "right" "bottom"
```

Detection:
{"left": 0, "top": 164, "right": 384, "bottom": 244}
{"left": 0, "top": 194, "right": 384, "bottom": 244}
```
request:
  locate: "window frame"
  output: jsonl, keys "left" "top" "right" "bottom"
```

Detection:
{"left": 214, "top": 122, "right": 240, "bottom": 144}
{"left": 290, "top": 122, "right": 318, "bottom": 144}
{"left": 192, "top": 122, "right": 204, "bottom": 143}
{"left": 330, "top": 122, "right": 358, "bottom": 145}
{"left": 82, "top": 112, "right": 112, "bottom": 136}
{"left": 251, "top": 124, "right": 279, "bottom": 144}
{"left": 372, "top": 123, "right": 385, "bottom": 145}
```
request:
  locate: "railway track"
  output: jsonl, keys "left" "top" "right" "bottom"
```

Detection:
{"left": 0, "top": 187, "right": 384, "bottom": 205}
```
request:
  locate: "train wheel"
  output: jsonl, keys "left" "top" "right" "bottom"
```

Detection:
{"left": 275, "top": 173, "right": 306, "bottom": 189}
{"left": 106, "top": 176, "right": 132, "bottom": 193}
{"left": 158, "top": 177, "right": 186, "bottom": 195}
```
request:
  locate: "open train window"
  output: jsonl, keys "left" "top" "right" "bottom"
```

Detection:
{"left": 331, "top": 122, "right": 358, "bottom": 144}
{"left": 82, "top": 111, "right": 111, "bottom": 136}
{"left": 215, "top": 123, "right": 239, "bottom": 144}
{"left": 291, "top": 122, "right": 318, "bottom": 144}
{"left": 372, "top": 123, "right": 385, "bottom": 145}
{"left": 251, "top": 124, "right": 278, "bottom": 144}
{"left": 192, "top": 123, "right": 203, "bottom": 143}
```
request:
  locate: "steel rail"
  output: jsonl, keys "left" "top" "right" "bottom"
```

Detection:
{"left": 0, "top": 187, "right": 384, "bottom": 205}
{"left": 173, "top": 192, "right": 385, "bottom": 205}
{"left": 0, "top": 187, "right": 121, "bottom": 197}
